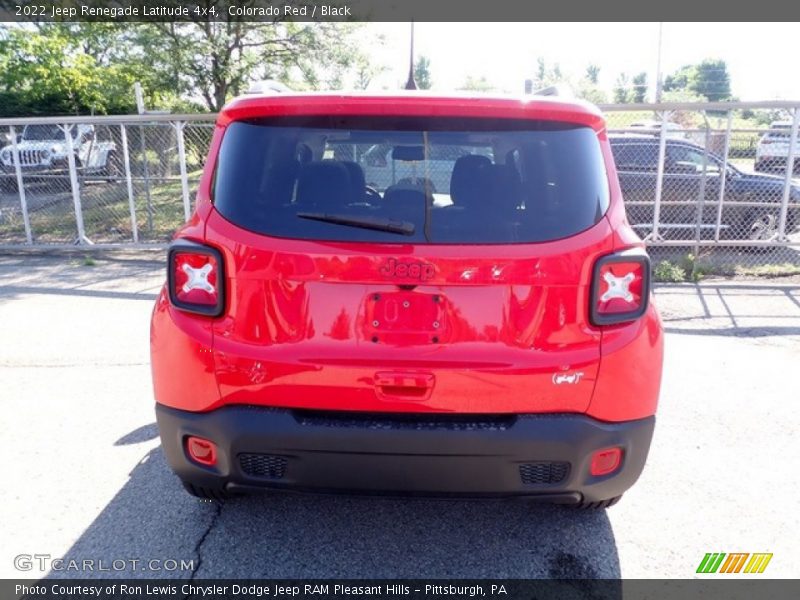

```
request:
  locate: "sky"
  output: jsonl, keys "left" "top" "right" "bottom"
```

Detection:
{"left": 360, "top": 22, "right": 800, "bottom": 101}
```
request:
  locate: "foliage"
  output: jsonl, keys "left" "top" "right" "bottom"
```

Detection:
{"left": 652, "top": 255, "right": 715, "bottom": 282}
{"left": 353, "top": 51, "right": 388, "bottom": 91}
{"left": 535, "top": 57, "right": 547, "bottom": 84}
{"left": 414, "top": 56, "right": 433, "bottom": 90}
{"left": 532, "top": 57, "right": 565, "bottom": 89}
{"left": 631, "top": 72, "right": 648, "bottom": 103}
{"left": 742, "top": 108, "right": 792, "bottom": 127}
{"left": 458, "top": 75, "right": 495, "bottom": 92}
{"left": 0, "top": 21, "right": 381, "bottom": 116}
{"left": 139, "top": 21, "right": 366, "bottom": 110}
{"left": 585, "top": 64, "right": 600, "bottom": 85}
{"left": 573, "top": 64, "right": 607, "bottom": 104}
{"left": 680, "top": 253, "right": 708, "bottom": 282}
{"left": 613, "top": 73, "right": 632, "bottom": 103}
{"left": 653, "top": 260, "right": 687, "bottom": 283}
{"left": 0, "top": 23, "right": 189, "bottom": 116}
{"left": 664, "top": 59, "right": 731, "bottom": 102}
{"left": 577, "top": 86, "right": 608, "bottom": 105}
{"left": 610, "top": 72, "right": 647, "bottom": 103}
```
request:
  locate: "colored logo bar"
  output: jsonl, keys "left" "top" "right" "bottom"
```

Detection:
{"left": 697, "top": 553, "right": 773, "bottom": 574}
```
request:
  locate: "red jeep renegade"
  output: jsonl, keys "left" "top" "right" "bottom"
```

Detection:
{"left": 151, "top": 93, "right": 663, "bottom": 508}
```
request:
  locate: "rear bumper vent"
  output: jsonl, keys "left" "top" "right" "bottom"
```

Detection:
{"left": 239, "top": 453, "right": 288, "bottom": 479}
{"left": 519, "top": 462, "right": 570, "bottom": 485}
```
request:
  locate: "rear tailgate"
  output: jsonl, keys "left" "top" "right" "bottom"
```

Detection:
{"left": 207, "top": 210, "right": 613, "bottom": 414}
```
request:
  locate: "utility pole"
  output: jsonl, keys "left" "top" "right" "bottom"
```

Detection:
{"left": 404, "top": 22, "right": 417, "bottom": 90}
{"left": 655, "top": 23, "right": 664, "bottom": 103}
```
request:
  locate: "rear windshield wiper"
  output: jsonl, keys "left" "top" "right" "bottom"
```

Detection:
{"left": 296, "top": 212, "right": 415, "bottom": 236}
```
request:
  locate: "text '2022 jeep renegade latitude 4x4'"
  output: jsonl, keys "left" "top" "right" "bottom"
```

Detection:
{"left": 151, "top": 93, "right": 663, "bottom": 508}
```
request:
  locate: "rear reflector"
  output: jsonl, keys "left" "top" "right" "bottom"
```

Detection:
{"left": 186, "top": 436, "right": 217, "bottom": 467}
{"left": 590, "top": 447, "right": 622, "bottom": 476}
{"left": 590, "top": 249, "right": 650, "bottom": 326}
{"left": 167, "top": 241, "right": 224, "bottom": 316}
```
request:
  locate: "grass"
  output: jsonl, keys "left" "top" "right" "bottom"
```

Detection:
{"left": 652, "top": 254, "right": 706, "bottom": 283}
{"left": 728, "top": 263, "right": 800, "bottom": 278}
{"left": 0, "top": 173, "right": 200, "bottom": 244}
{"left": 652, "top": 250, "right": 800, "bottom": 282}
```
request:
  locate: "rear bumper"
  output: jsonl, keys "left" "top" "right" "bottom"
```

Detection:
{"left": 156, "top": 404, "right": 655, "bottom": 503}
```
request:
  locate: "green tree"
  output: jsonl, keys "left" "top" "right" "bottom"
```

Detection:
{"left": 577, "top": 85, "right": 608, "bottom": 104}
{"left": 532, "top": 57, "right": 565, "bottom": 89}
{"left": 577, "top": 64, "right": 605, "bottom": 104}
{"left": 535, "top": 57, "right": 547, "bottom": 84}
{"left": 0, "top": 25, "right": 148, "bottom": 116}
{"left": 693, "top": 59, "right": 731, "bottom": 101}
{"left": 631, "top": 72, "right": 648, "bottom": 103}
{"left": 585, "top": 64, "right": 600, "bottom": 85}
{"left": 414, "top": 56, "right": 433, "bottom": 90}
{"left": 141, "top": 21, "right": 367, "bottom": 110}
{"left": 664, "top": 59, "right": 731, "bottom": 102}
{"left": 613, "top": 73, "right": 632, "bottom": 103}
{"left": 663, "top": 66, "right": 691, "bottom": 93}
{"left": 0, "top": 20, "right": 375, "bottom": 116}
{"left": 352, "top": 55, "right": 387, "bottom": 91}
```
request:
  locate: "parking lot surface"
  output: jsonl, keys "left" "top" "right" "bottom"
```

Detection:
{"left": 1, "top": 252, "right": 798, "bottom": 579}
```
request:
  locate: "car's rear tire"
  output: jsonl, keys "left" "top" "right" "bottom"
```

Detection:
{"left": 571, "top": 495, "right": 622, "bottom": 510}
{"left": 181, "top": 480, "right": 232, "bottom": 501}
{"left": 746, "top": 210, "right": 780, "bottom": 243}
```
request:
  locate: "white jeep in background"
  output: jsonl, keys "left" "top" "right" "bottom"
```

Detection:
{"left": 0, "top": 124, "right": 119, "bottom": 191}
{"left": 755, "top": 120, "right": 800, "bottom": 173}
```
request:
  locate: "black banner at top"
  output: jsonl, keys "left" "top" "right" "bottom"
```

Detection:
{"left": 0, "top": 0, "right": 799, "bottom": 22}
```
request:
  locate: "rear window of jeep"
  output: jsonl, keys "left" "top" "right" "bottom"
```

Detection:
{"left": 213, "top": 116, "right": 609, "bottom": 244}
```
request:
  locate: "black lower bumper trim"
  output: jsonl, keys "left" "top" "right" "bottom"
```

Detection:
{"left": 155, "top": 404, "right": 655, "bottom": 503}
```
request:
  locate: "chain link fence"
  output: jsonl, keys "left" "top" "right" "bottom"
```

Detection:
{"left": 0, "top": 104, "right": 798, "bottom": 276}
{"left": 601, "top": 101, "right": 800, "bottom": 277}
{"left": 0, "top": 114, "right": 215, "bottom": 246}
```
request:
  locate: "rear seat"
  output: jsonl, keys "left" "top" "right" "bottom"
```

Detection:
{"left": 340, "top": 161, "right": 368, "bottom": 203}
{"left": 438, "top": 155, "right": 520, "bottom": 239}
{"left": 295, "top": 161, "right": 352, "bottom": 210}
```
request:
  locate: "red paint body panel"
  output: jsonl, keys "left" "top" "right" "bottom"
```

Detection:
{"left": 150, "top": 287, "right": 221, "bottom": 412}
{"left": 205, "top": 208, "right": 613, "bottom": 414}
{"left": 150, "top": 93, "right": 663, "bottom": 423}
{"left": 589, "top": 304, "right": 664, "bottom": 421}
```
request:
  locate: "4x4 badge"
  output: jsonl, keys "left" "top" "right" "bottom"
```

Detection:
{"left": 380, "top": 258, "right": 435, "bottom": 281}
{"left": 552, "top": 371, "right": 585, "bottom": 385}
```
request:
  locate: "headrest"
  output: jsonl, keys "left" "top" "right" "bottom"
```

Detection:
{"left": 450, "top": 155, "right": 493, "bottom": 208}
{"left": 295, "top": 160, "right": 351, "bottom": 209}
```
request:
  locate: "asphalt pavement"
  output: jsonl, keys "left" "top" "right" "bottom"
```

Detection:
{"left": 1, "top": 252, "right": 798, "bottom": 579}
